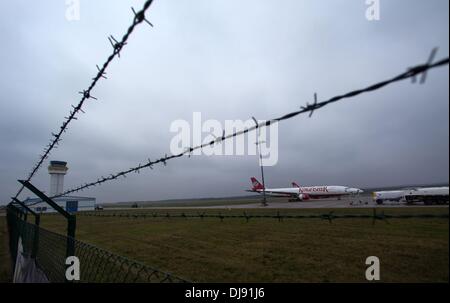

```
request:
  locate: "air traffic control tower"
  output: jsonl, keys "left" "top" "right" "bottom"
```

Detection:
{"left": 48, "top": 161, "right": 68, "bottom": 196}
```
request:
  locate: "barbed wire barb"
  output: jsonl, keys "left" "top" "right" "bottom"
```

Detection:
{"left": 96, "top": 64, "right": 108, "bottom": 79}
{"left": 132, "top": 7, "right": 153, "bottom": 27}
{"left": 410, "top": 47, "right": 439, "bottom": 84}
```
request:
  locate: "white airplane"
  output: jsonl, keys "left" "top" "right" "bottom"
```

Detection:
{"left": 248, "top": 177, "right": 363, "bottom": 201}
{"left": 372, "top": 186, "right": 449, "bottom": 205}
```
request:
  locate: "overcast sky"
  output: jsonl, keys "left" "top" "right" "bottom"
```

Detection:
{"left": 0, "top": 0, "right": 448, "bottom": 204}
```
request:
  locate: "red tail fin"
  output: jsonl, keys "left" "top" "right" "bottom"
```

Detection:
{"left": 251, "top": 177, "right": 264, "bottom": 190}
{"left": 292, "top": 182, "right": 300, "bottom": 188}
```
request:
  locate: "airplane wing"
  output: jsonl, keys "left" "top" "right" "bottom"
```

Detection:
{"left": 262, "top": 190, "right": 299, "bottom": 197}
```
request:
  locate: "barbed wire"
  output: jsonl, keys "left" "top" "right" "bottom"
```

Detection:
{"left": 12, "top": 0, "right": 156, "bottom": 200}
{"left": 53, "top": 50, "right": 449, "bottom": 198}
{"left": 78, "top": 210, "right": 449, "bottom": 224}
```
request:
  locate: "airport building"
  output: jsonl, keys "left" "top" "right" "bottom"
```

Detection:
{"left": 23, "top": 161, "right": 96, "bottom": 213}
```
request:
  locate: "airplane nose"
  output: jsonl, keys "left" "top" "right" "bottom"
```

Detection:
{"left": 347, "top": 188, "right": 363, "bottom": 194}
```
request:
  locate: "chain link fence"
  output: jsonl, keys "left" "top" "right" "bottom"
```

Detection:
{"left": 6, "top": 206, "right": 189, "bottom": 283}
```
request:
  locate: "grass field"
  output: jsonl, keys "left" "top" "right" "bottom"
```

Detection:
{"left": 31, "top": 207, "right": 449, "bottom": 283}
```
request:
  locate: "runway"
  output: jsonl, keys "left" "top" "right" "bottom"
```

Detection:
{"left": 195, "top": 195, "right": 449, "bottom": 209}
{"left": 103, "top": 194, "right": 449, "bottom": 210}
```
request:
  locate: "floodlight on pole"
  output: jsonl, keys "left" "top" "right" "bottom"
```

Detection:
{"left": 252, "top": 117, "right": 268, "bottom": 207}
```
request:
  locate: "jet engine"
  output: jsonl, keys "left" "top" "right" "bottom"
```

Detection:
{"left": 298, "top": 193, "right": 310, "bottom": 201}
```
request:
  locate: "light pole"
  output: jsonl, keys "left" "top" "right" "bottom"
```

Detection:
{"left": 252, "top": 117, "right": 268, "bottom": 207}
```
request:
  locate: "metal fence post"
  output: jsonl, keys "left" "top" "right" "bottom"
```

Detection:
{"left": 66, "top": 214, "right": 76, "bottom": 259}
{"left": 12, "top": 198, "right": 41, "bottom": 258}
{"left": 19, "top": 180, "right": 77, "bottom": 281}
{"left": 6, "top": 204, "right": 25, "bottom": 271}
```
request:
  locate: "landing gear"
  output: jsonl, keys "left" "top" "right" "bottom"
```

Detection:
{"left": 349, "top": 192, "right": 364, "bottom": 206}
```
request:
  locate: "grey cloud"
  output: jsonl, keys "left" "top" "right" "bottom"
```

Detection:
{"left": 0, "top": 0, "right": 448, "bottom": 204}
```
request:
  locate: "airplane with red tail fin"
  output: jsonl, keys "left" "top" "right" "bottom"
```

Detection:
{"left": 248, "top": 177, "right": 363, "bottom": 201}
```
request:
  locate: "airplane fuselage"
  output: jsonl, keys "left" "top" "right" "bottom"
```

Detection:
{"left": 252, "top": 186, "right": 363, "bottom": 201}
{"left": 248, "top": 177, "right": 363, "bottom": 201}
